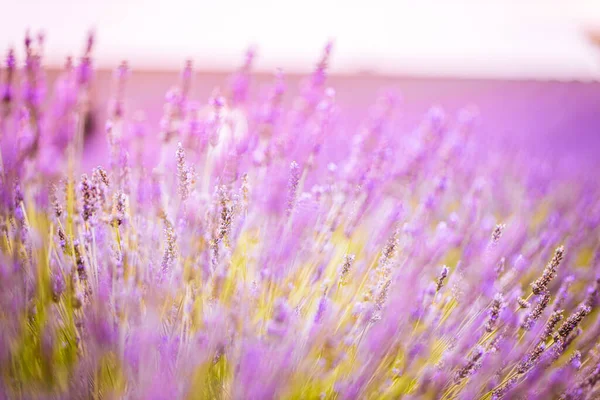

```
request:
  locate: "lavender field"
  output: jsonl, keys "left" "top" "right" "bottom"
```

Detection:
{"left": 1, "top": 34, "right": 600, "bottom": 399}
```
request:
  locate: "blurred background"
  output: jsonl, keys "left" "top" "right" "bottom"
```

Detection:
{"left": 3, "top": 0, "right": 600, "bottom": 79}
{"left": 2, "top": 0, "right": 600, "bottom": 165}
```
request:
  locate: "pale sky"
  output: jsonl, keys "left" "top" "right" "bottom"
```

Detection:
{"left": 1, "top": 0, "right": 600, "bottom": 79}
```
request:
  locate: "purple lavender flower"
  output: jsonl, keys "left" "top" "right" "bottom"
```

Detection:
{"left": 0, "top": 33, "right": 599, "bottom": 400}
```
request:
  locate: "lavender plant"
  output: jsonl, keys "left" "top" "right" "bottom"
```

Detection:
{"left": 1, "top": 32, "right": 600, "bottom": 400}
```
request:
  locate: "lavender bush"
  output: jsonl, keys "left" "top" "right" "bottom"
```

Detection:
{"left": 1, "top": 32, "right": 600, "bottom": 399}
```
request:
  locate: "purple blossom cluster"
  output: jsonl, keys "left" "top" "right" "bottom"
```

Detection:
{"left": 1, "top": 32, "right": 600, "bottom": 400}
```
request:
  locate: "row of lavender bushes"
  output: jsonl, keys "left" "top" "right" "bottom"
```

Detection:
{"left": 1, "top": 32, "right": 600, "bottom": 399}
